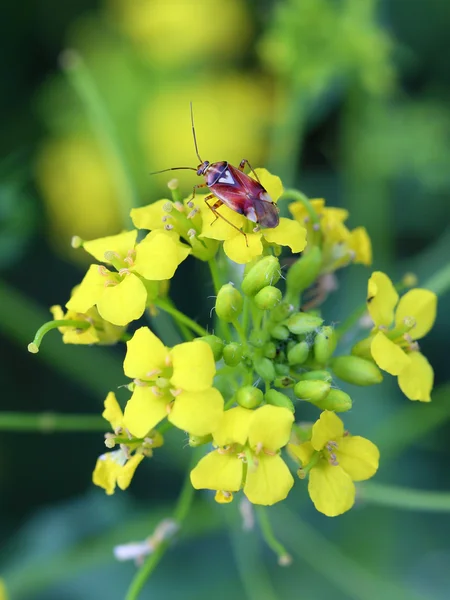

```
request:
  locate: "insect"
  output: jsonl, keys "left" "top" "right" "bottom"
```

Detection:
{"left": 151, "top": 104, "right": 279, "bottom": 243}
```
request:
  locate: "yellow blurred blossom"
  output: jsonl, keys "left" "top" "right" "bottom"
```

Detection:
{"left": 50, "top": 304, "right": 125, "bottom": 345}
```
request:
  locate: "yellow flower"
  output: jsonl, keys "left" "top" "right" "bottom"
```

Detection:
{"left": 289, "top": 198, "right": 372, "bottom": 271}
{"left": 197, "top": 169, "right": 307, "bottom": 264}
{"left": 289, "top": 411, "right": 379, "bottom": 517}
{"left": 66, "top": 230, "right": 190, "bottom": 326}
{"left": 191, "top": 405, "right": 294, "bottom": 506}
{"left": 50, "top": 304, "right": 125, "bottom": 345}
{"left": 93, "top": 392, "right": 163, "bottom": 495}
{"left": 364, "top": 271, "right": 437, "bottom": 401}
{"left": 122, "top": 327, "right": 224, "bottom": 437}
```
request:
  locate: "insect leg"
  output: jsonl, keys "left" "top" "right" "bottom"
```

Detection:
{"left": 239, "top": 159, "right": 261, "bottom": 184}
{"left": 204, "top": 196, "right": 248, "bottom": 247}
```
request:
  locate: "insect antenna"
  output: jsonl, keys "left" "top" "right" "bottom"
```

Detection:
{"left": 190, "top": 101, "right": 203, "bottom": 163}
{"left": 149, "top": 166, "right": 197, "bottom": 175}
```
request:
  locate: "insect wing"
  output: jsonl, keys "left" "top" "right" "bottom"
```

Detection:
{"left": 251, "top": 197, "right": 280, "bottom": 228}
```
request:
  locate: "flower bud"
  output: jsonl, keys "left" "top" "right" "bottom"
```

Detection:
{"left": 285, "top": 246, "right": 322, "bottom": 304}
{"left": 253, "top": 356, "right": 276, "bottom": 381}
{"left": 351, "top": 336, "right": 374, "bottom": 360}
{"left": 287, "top": 313, "right": 323, "bottom": 335}
{"left": 189, "top": 433, "right": 213, "bottom": 447}
{"left": 331, "top": 355, "right": 383, "bottom": 386}
{"left": 270, "top": 324, "right": 290, "bottom": 341}
{"left": 270, "top": 302, "right": 295, "bottom": 323}
{"left": 197, "top": 335, "right": 224, "bottom": 361}
{"left": 298, "top": 369, "right": 332, "bottom": 382}
{"left": 254, "top": 286, "right": 282, "bottom": 310}
{"left": 223, "top": 342, "right": 243, "bottom": 366}
{"left": 294, "top": 380, "right": 331, "bottom": 402}
{"left": 236, "top": 386, "right": 263, "bottom": 409}
{"left": 314, "top": 326, "right": 337, "bottom": 364}
{"left": 313, "top": 388, "right": 352, "bottom": 412}
{"left": 263, "top": 342, "right": 277, "bottom": 359}
{"left": 215, "top": 284, "right": 243, "bottom": 322}
{"left": 249, "top": 330, "right": 268, "bottom": 348}
{"left": 287, "top": 341, "right": 310, "bottom": 365}
{"left": 241, "top": 256, "right": 281, "bottom": 296}
{"left": 274, "top": 376, "right": 295, "bottom": 388}
{"left": 275, "top": 363, "right": 290, "bottom": 376}
{"left": 265, "top": 389, "right": 295, "bottom": 412}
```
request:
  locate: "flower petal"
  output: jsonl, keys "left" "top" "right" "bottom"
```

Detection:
{"left": 66, "top": 264, "right": 105, "bottom": 313}
{"left": 348, "top": 227, "right": 372, "bottom": 265}
{"left": 123, "top": 386, "right": 169, "bottom": 437}
{"left": 371, "top": 331, "right": 410, "bottom": 376}
{"left": 117, "top": 454, "right": 145, "bottom": 491}
{"left": 133, "top": 230, "right": 190, "bottom": 280}
{"left": 102, "top": 391, "right": 123, "bottom": 430}
{"left": 398, "top": 352, "right": 434, "bottom": 402}
{"left": 223, "top": 232, "right": 263, "bottom": 264}
{"left": 123, "top": 326, "right": 168, "bottom": 380}
{"left": 308, "top": 461, "right": 355, "bottom": 516}
{"left": 212, "top": 406, "right": 253, "bottom": 447}
{"left": 336, "top": 436, "right": 379, "bottom": 481}
{"left": 367, "top": 271, "right": 398, "bottom": 328}
{"left": 248, "top": 405, "right": 294, "bottom": 452}
{"left": 311, "top": 411, "right": 344, "bottom": 451}
{"left": 262, "top": 218, "right": 307, "bottom": 254}
{"left": 190, "top": 450, "right": 243, "bottom": 491}
{"left": 288, "top": 441, "right": 315, "bottom": 466}
{"left": 170, "top": 340, "right": 215, "bottom": 391}
{"left": 288, "top": 198, "right": 325, "bottom": 223}
{"left": 199, "top": 203, "right": 247, "bottom": 241}
{"left": 244, "top": 454, "right": 294, "bottom": 505}
{"left": 130, "top": 199, "right": 168, "bottom": 230}
{"left": 83, "top": 230, "right": 138, "bottom": 263}
{"left": 252, "top": 168, "right": 283, "bottom": 202}
{"left": 169, "top": 388, "right": 224, "bottom": 436}
{"left": 395, "top": 289, "right": 437, "bottom": 340}
{"left": 92, "top": 452, "right": 122, "bottom": 495}
{"left": 97, "top": 273, "right": 147, "bottom": 326}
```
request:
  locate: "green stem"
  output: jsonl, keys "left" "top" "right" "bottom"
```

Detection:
{"left": 279, "top": 188, "right": 322, "bottom": 246}
{"left": 125, "top": 469, "right": 195, "bottom": 600}
{"left": 335, "top": 303, "right": 368, "bottom": 340}
{"left": 28, "top": 319, "right": 90, "bottom": 353}
{"left": 255, "top": 506, "right": 291, "bottom": 564}
{"left": 359, "top": 482, "right": 450, "bottom": 513}
{"left": 0, "top": 412, "right": 105, "bottom": 432}
{"left": 208, "top": 258, "right": 222, "bottom": 295}
{"left": 60, "top": 50, "right": 137, "bottom": 226}
{"left": 422, "top": 261, "right": 450, "bottom": 297}
{"left": 153, "top": 299, "right": 208, "bottom": 337}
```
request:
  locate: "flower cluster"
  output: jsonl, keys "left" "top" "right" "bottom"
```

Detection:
{"left": 31, "top": 168, "right": 437, "bottom": 518}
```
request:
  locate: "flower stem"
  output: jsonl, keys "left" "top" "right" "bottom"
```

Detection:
{"left": 255, "top": 506, "right": 291, "bottom": 565}
{"left": 28, "top": 319, "right": 90, "bottom": 353}
{"left": 125, "top": 469, "right": 195, "bottom": 600}
{"left": 279, "top": 188, "right": 322, "bottom": 246}
{"left": 0, "top": 412, "right": 105, "bottom": 432}
{"left": 153, "top": 299, "right": 208, "bottom": 337}
{"left": 335, "top": 303, "right": 368, "bottom": 340}
{"left": 423, "top": 261, "right": 450, "bottom": 297}
{"left": 207, "top": 258, "right": 232, "bottom": 341}
{"left": 359, "top": 482, "right": 450, "bottom": 512}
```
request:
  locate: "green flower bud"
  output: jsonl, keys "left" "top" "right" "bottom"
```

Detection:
{"left": 274, "top": 376, "right": 295, "bottom": 388}
{"left": 236, "top": 385, "right": 263, "bottom": 409}
{"left": 351, "top": 336, "right": 374, "bottom": 360}
{"left": 253, "top": 356, "right": 276, "bottom": 381}
{"left": 287, "top": 312, "right": 323, "bottom": 335}
{"left": 270, "top": 301, "right": 295, "bottom": 323}
{"left": 287, "top": 341, "right": 310, "bottom": 365}
{"left": 265, "top": 389, "right": 295, "bottom": 412}
{"left": 189, "top": 433, "right": 213, "bottom": 447}
{"left": 275, "top": 363, "right": 290, "bottom": 376}
{"left": 263, "top": 342, "right": 277, "bottom": 359}
{"left": 331, "top": 355, "right": 383, "bottom": 386}
{"left": 270, "top": 324, "right": 290, "bottom": 341}
{"left": 249, "top": 330, "right": 268, "bottom": 348}
{"left": 215, "top": 284, "right": 243, "bottom": 322}
{"left": 285, "top": 246, "right": 322, "bottom": 304}
{"left": 242, "top": 256, "right": 281, "bottom": 296}
{"left": 313, "top": 388, "right": 352, "bottom": 412}
{"left": 314, "top": 326, "right": 337, "bottom": 364}
{"left": 197, "top": 335, "right": 224, "bottom": 361}
{"left": 298, "top": 369, "right": 332, "bottom": 382}
{"left": 294, "top": 380, "right": 331, "bottom": 402}
{"left": 254, "top": 286, "right": 282, "bottom": 310}
{"left": 223, "top": 342, "right": 243, "bottom": 366}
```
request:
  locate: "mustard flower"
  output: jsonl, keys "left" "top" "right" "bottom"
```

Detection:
{"left": 50, "top": 304, "right": 125, "bottom": 345}
{"left": 197, "top": 169, "right": 307, "bottom": 264}
{"left": 289, "top": 198, "right": 372, "bottom": 271}
{"left": 122, "top": 327, "right": 224, "bottom": 437}
{"left": 93, "top": 392, "right": 163, "bottom": 495}
{"left": 66, "top": 230, "right": 190, "bottom": 326}
{"left": 289, "top": 411, "right": 379, "bottom": 517}
{"left": 191, "top": 405, "right": 294, "bottom": 506}
{"left": 361, "top": 271, "right": 437, "bottom": 401}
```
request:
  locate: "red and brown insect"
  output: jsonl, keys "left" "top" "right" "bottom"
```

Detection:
{"left": 151, "top": 104, "right": 279, "bottom": 241}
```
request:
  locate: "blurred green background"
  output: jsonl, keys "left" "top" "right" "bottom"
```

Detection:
{"left": 1, "top": 0, "right": 450, "bottom": 598}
